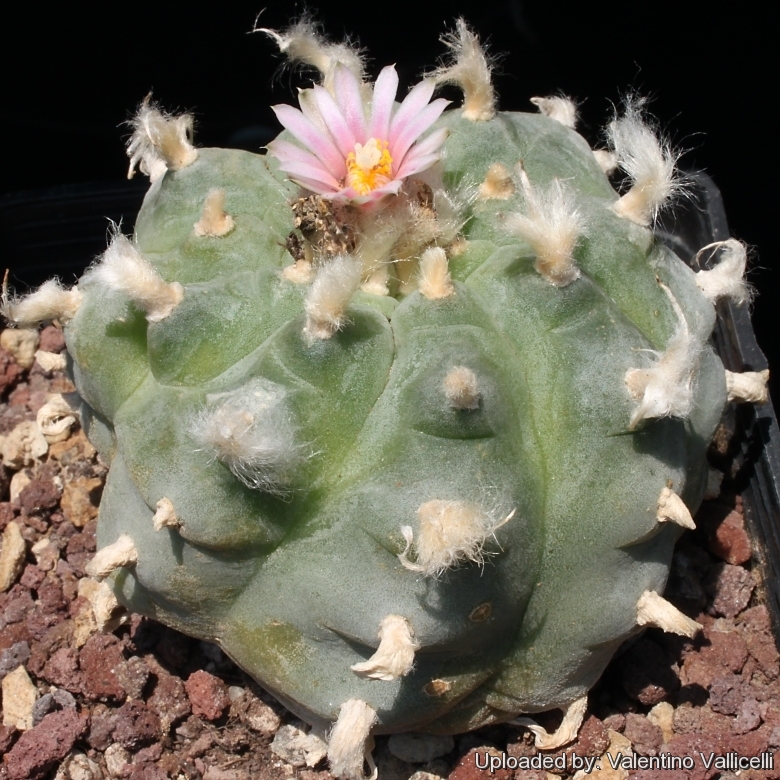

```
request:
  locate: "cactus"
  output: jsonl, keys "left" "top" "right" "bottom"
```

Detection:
{"left": 3, "top": 17, "right": 769, "bottom": 779}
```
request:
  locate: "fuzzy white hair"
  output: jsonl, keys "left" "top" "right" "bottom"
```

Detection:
{"left": 432, "top": 18, "right": 496, "bottom": 121}
{"left": 304, "top": 256, "right": 363, "bottom": 340}
{"left": 694, "top": 239, "right": 752, "bottom": 305}
{"left": 82, "top": 230, "right": 183, "bottom": 323}
{"left": 328, "top": 699, "right": 377, "bottom": 780}
{"left": 478, "top": 163, "right": 515, "bottom": 200}
{"left": 625, "top": 284, "right": 700, "bottom": 430}
{"left": 443, "top": 366, "right": 480, "bottom": 410}
{"left": 190, "top": 379, "right": 307, "bottom": 495}
{"left": 608, "top": 97, "right": 682, "bottom": 226}
{"left": 194, "top": 188, "right": 235, "bottom": 237}
{"left": 530, "top": 96, "right": 578, "bottom": 129}
{"left": 399, "top": 500, "right": 514, "bottom": 578}
{"left": 726, "top": 369, "right": 769, "bottom": 405}
{"left": 126, "top": 96, "right": 198, "bottom": 182}
{"left": 350, "top": 615, "right": 419, "bottom": 681}
{"left": 505, "top": 169, "right": 585, "bottom": 287}
{"left": 1, "top": 277, "right": 82, "bottom": 328}
{"left": 257, "top": 15, "right": 366, "bottom": 94}
{"left": 418, "top": 247, "right": 455, "bottom": 300}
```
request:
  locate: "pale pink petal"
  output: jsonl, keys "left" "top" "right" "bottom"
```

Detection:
{"left": 333, "top": 65, "right": 367, "bottom": 141}
{"left": 390, "top": 98, "right": 450, "bottom": 171}
{"left": 277, "top": 159, "right": 341, "bottom": 191}
{"left": 266, "top": 138, "right": 332, "bottom": 172}
{"left": 297, "top": 89, "right": 328, "bottom": 134}
{"left": 329, "top": 178, "right": 403, "bottom": 205}
{"left": 272, "top": 104, "right": 346, "bottom": 179}
{"left": 312, "top": 85, "right": 357, "bottom": 158}
{"left": 388, "top": 79, "right": 437, "bottom": 142}
{"left": 368, "top": 65, "right": 399, "bottom": 142}
{"left": 395, "top": 152, "right": 442, "bottom": 180}
{"left": 286, "top": 174, "right": 338, "bottom": 196}
{"left": 399, "top": 127, "right": 449, "bottom": 161}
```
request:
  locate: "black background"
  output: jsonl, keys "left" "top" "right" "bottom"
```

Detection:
{"left": 2, "top": 2, "right": 776, "bottom": 395}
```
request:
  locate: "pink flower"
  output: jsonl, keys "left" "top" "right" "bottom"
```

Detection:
{"left": 267, "top": 65, "right": 449, "bottom": 206}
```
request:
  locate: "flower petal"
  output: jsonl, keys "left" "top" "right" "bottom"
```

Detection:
{"left": 369, "top": 65, "right": 399, "bottom": 142}
{"left": 391, "top": 98, "right": 450, "bottom": 172}
{"left": 388, "top": 78, "right": 437, "bottom": 143}
{"left": 272, "top": 104, "right": 346, "bottom": 179}
{"left": 400, "top": 127, "right": 449, "bottom": 161}
{"left": 333, "top": 65, "right": 367, "bottom": 141}
{"left": 395, "top": 152, "right": 442, "bottom": 180}
{"left": 313, "top": 85, "right": 357, "bottom": 158}
{"left": 266, "top": 138, "right": 330, "bottom": 171}
{"left": 277, "top": 159, "right": 341, "bottom": 191}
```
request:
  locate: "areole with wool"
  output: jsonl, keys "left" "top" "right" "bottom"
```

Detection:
{"left": 2, "top": 17, "right": 769, "bottom": 780}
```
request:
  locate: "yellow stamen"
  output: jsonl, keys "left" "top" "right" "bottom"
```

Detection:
{"left": 346, "top": 138, "right": 393, "bottom": 195}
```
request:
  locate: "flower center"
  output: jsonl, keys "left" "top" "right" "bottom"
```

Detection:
{"left": 346, "top": 138, "right": 393, "bottom": 195}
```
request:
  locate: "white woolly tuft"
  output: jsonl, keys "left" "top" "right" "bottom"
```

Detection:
{"left": 190, "top": 379, "right": 307, "bottom": 495}
{"left": 726, "top": 369, "right": 770, "bottom": 405}
{"left": 126, "top": 96, "right": 198, "bottom": 182}
{"left": 530, "top": 96, "right": 578, "bottom": 129}
{"left": 350, "top": 615, "right": 419, "bottom": 681}
{"left": 36, "top": 392, "right": 80, "bottom": 444}
{"left": 505, "top": 170, "right": 585, "bottom": 287}
{"left": 512, "top": 696, "right": 588, "bottom": 750}
{"left": 398, "top": 500, "right": 514, "bottom": 578}
{"left": 194, "top": 189, "right": 235, "bottom": 237}
{"left": 636, "top": 590, "right": 702, "bottom": 638}
{"left": 34, "top": 350, "right": 68, "bottom": 373}
{"left": 85, "top": 534, "right": 139, "bottom": 581}
{"left": 694, "top": 239, "right": 752, "bottom": 305}
{"left": 82, "top": 231, "right": 183, "bottom": 323}
{"left": 2, "top": 277, "right": 82, "bottom": 328}
{"left": 444, "top": 366, "right": 480, "bottom": 410}
{"left": 304, "top": 256, "right": 363, "bottom": 340}
{"left": 418, "top": 247, "right": 455, "bottom": 300}
{"left": 478, "top": 163, "right": 515, "bottom": 200}
{"left": 593, "top": 149, "right": 619, "bottom": 176}
{"left": 432, "top": 18, "right": 496, "bottom": 121}
{"left": 624, "top": 284, "right": 700, "bottom": 430}
{"left": 327, "top": 699, "right": 377, "bottom": 780}
{"left": 656, "top": 487, "right": 696, "bottom": 530}
{"left": 153, "top": 497, "right": 181, "bottom": 531}
{"left": 607, "top": 98, "right": 682, "bottom": 226}
{"left": 257, "top": 16, "right": 366, "bottom": 93}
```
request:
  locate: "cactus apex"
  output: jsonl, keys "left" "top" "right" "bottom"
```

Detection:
{"left": 418, "top": 246, "right": 455, "bottom": 300}
{"left": 83, "top": 231, "right": 183, "bottom": 323}
{"left": 513, "top": 695, "right": 588, "bottom": 750}
{"left": 432, "top": 18, "right": 496, "bottom": 121}
{"left": 636, "top": 590, "right": 702, "bottom": 638}
{"left": 444, "top": 366, "right": 480, "bottom": 410}
{"left": 726, "top": 369, "right": 770, "bottom": 405}
{"left": 194, "top": 188, "right": 235, "bottom": 237}
{"left": 656, "top": 487, "right": 696, "bottom": 530}
{"left": 505, "top": 167, "right": 584, "bottom": 287}
{"left": 530, "top": 96, "right": 578, "bottom": 129}
{"left": 85, "top": 534, "right": 139, "bottom": 581}
{"left": 478, "top": 163, "right": 515, "bottom": 200}
{"left": 350, "top": 615, "right": 419, "bottom": 681}
{"left": 327, "top": 699, "right": 377, "bottom": 780}
{"left": 153, "top": 497, "right": 181, "bottom": 531}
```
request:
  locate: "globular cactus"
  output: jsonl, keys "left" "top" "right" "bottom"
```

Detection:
{"left": 3, "top": 18, "right": 769, "bottom": 779}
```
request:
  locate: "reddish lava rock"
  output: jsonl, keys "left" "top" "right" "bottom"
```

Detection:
{"left": 1, "top": 708, "right": 87, "bottom": 780}
{"left": 185, "top": 669, "right": 231, "bottom": 721}
{"left": 0, "top": 347, "right": 22, "bottom": 395}
{"left": 449, "top": 748, "right": 512, "bottom": 780}
{"left": 623, "top": 713, "right": 663, "bottom": 756}
{"left": 699, "top": 499, "right": 752, "bottom": 566}
{"left": 78, "top": 633, "right": 127, "bottom": 702}
{"left": 112, "top": 700, "right": 162, "bottom": 750}
{"left": 619, "top": 636, "right": 680, "bottom": 705}
{"left": 705, "top": 563, "right": 756, "bottom": 618}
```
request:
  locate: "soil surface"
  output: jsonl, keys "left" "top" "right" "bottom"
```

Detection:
{"left": 1, "top": 326, "right": 779, "bottom": 780}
